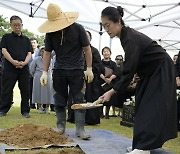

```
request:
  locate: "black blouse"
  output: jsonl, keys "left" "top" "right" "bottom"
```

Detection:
{"left": 1, "top": 32, "right": 32, "bottom": 74}
{"left": 113, "top": 26, "right": 167, "bottom": 92}
{"left": 100, "top": 59, "right": 118, "bottom": 77}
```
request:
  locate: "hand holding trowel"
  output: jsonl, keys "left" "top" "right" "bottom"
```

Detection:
{"left": 71, "top": 99, "right": 103, "bottom": 110}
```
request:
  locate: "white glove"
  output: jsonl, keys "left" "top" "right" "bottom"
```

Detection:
{"left": 84, "top": 67, "right": 94, "bottom": 83}
{"left": 40, "top": 71, "right": 48, "bottom": 86}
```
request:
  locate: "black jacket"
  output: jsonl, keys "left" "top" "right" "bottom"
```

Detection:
{"left": 114, "top": 26, "right": 167, "bottom": 92}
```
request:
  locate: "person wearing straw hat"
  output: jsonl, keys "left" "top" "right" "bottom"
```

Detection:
{"left": 38, "top": 3, "right": 93, "bottom": 140}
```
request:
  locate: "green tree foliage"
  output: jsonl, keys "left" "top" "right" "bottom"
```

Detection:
{"left": 0, "top": 14, "right": 45, "bottom": 46}
{"left": 22, "top": 29, "right": 45, "bottom": 46}
{"left": 37, "top": 35, "right": 45, "bottom": 47}
{"left": 0, "top": 15, "right": 11, "bottom": 39}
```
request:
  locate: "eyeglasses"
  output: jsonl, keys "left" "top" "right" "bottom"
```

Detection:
{"left": 11, "top": 24, "right": 22, "bottom": 27}
{"left": 115, "top": 59, "right": 123, "bottom": 61}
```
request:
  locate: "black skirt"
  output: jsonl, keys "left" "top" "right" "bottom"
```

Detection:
{"left": 133, "top": 55, "right": 177, "bottom": 150}
{"left": 85, "top": 75, "right": 100, "bottom": 125}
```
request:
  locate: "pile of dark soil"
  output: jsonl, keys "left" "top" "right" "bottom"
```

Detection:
{"left": 0, "top": 124, "right": 73, "bottom": 148}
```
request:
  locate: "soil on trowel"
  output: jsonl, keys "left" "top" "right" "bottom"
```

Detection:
{"left": 0, "top": 124, "right": 73, "bottom": 148}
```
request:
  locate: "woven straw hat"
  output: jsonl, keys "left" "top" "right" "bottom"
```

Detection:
{"left": 38, "top": 3, "right": 79, "bottom": 33}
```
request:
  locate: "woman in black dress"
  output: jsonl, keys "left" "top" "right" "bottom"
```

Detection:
{"left": 99, "top": 47, "right": 118, "bottom": 119}
{"left": 99, "top": 6, "right": 177, "bottom": 154}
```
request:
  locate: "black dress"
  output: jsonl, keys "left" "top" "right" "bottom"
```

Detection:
{"left": 116, "top": 63, "right": 136, "bottom": 108}
{"left": 99, "top": 59, "right": 118, "bottom": 106}
{"left": 85, "top": 45, "right": 102, "bottom": 125}
{"left": 175, "top": 51, "right": 180, "bottom": 131}
{"left": 113, "top": 26, "right": 177, "bottom": 150}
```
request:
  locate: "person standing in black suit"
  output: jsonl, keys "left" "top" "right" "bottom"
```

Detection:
{"left": 0, "top": 15, "right": 32, "bottom": 118}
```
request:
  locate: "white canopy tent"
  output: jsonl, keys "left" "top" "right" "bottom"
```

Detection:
{"left": 0, "top": 0, "right": 180, "bottom": 59}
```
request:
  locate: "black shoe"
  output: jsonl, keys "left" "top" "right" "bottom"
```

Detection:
{"left": 67, "top": 119, "right": 75, "bottom": 123}
{"left": 100, "top": 115, "right": 105, "bottom": 119}
{"left": 105, "top": 114, "right": 109, "bottom": 119}
{"left": 30, "top": 104, "right": 36, "bottom": 109}
{"left": 110, "top": 114, "right": 118, "bottom": 117}
{"left": 50, "top": 104, "right": 55, "bottom": 112}
{"left": 0, "top": 112, "right": 6, "bottom": 117}
{"left": 22, "top": 113, "right": 30, "bottom": 118}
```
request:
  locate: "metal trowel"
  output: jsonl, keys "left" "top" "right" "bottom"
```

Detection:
{"left": 71, "top": 99, "right": 103, "bottom": 110}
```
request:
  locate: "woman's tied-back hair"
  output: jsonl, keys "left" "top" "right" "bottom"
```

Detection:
{"left": 101, "top": 6, "right": 125, "bottom": 26}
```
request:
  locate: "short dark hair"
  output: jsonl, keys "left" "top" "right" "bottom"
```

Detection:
{"left": 10, "top": 15, "right": 22, "bottom": 23}
{"left": 30, "top": 37, "right": 38, "bottom": 43}
{"left": 102, "top": 46, "right": 111, "bottom": 55}
{"left": 115, "top": 55, "right": 123, "bottom": 60}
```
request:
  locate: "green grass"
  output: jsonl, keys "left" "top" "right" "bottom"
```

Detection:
{"left": 0, "top": 84, "right": 180, "bottom": 153}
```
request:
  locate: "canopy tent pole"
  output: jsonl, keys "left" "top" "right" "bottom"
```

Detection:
{"left": 154, "top": 24, "right": 180, "bottom": 29}
{"left": 157, "top": 39, "right": 180, "bottom": 50}
{"left": 109, "top": 38, "right": 112, "bottom": 50}
{"left": 124, "top": 7, "right": 144, "bottom": 20}
{"left": 124, "top": 8, "right": 143, "bottom": 21}
{"left": 163, "top": 41, "right": 180, "bottom": 49}
{"left": 29, "top": 0, "right": 44, "bottom": 17}
{"left": 133, "top": 11, "right": 180, "bottom": 30}
{"left": 174, "top": 21, "right": 180, "bottom": 26}
{"left": 145, "top": 3, "right": 180, "bottom": 21}
{"left": 99, "top": 22, "right": 103, "bottom": 52}
{"left": 94, "top": 0, "right": 180, "bottom": 24}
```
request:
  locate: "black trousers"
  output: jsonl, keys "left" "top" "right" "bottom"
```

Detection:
{"left": 67, "top": 74, "right": 101, "bottom": 125}
{"left": 52, "top": 69, "right": 85, "bottom": 111}
{"left": 0, "top": 72, "right": 30, "bottom": 114}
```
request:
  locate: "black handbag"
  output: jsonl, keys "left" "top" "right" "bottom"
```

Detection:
{"left": 104, "top": 67, "right": 113, "bottom": 78}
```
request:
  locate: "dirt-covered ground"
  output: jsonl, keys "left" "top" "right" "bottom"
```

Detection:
{"left": 0, "top": 124, "right": 84, "bottom": 154}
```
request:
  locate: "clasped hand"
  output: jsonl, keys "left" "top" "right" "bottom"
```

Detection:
{"left": 12, "top": 60, "right": 26, "bottom": 69}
